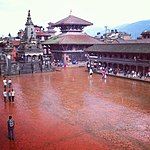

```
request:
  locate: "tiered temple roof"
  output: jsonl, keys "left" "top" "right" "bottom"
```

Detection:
{"left": 43, "top": 15, "right": 100, "bottom": 45}
{"left": 43, "top": 32, "right": 102, "bottom": 45}
{"left": 53, "top": 15, "right": 93, "bottom": 27}
{"left": 34, "top": 25, "right": 50, "bottom": 38}
{"left": 47, "top": 22, "right": 56, "bottom": 34}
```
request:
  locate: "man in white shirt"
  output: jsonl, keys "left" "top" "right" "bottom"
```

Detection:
{"left": 3, "top": 77, "right": 7, "bottom": 89}
{"left": 8, "top": 90, "right": 12, "bottom": 102}
{"left": 11, "top": 89, "right": 15, "bottom": 102}
{"left": 3, "top": 89, "right": 7, "bottom": 102}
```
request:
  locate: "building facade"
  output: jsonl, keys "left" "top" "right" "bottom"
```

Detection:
{"left": 85, "top": 40, "right": 150, "bottom": 79}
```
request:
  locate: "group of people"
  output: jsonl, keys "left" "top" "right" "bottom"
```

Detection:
{"left": 87, "top": 62, "right": 107, "bottom": 79}
{"left": 2, "top": 76, "right": 15, "bottom": 140}
{"left": 3, "top": 77, "right": 15, "bottom": 103}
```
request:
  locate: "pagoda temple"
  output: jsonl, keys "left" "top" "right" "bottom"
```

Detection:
{"left": 42, "top": 14, "right": 101, "bottom": 66}
{"left": 46, "top": 22, "right": 56, "bottom": 36}
{"left": 35, "top": 24, "right": 55, "bottom": 41}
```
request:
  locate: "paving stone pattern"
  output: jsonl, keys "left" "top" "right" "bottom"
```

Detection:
{"left": 0, "top": 67, "right": 149, "bottom": 150}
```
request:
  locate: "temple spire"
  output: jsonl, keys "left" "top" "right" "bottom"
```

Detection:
{"left": 25, "top": 10, "right": 33, "bottom": 26}
{"left": 23, "top": 10, "right": 36, "bottom": 42}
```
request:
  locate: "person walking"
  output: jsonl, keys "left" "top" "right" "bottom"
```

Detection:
{"left": 7, "top": 116, "right": 15, "bottom": 140}
{"left": 11, "top": 89, "right": 15, "bottom": 102}
{"left": 3, "top": 89, "right": 7, "bottom": 102}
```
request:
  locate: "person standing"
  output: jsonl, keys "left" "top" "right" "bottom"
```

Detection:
{"left": 7, "top": 116, "right": 15, "bottom": 140}
{"left": 8, "top": 78, "right": 12, "bottom": 88}
{"left": 3, "top": 77, "right": 7, "bottom": 89}
{"left": 11, "top": 89, "right": 15, "bottom": 102}
{"left": 8, "top": 90, "right": 12, "bottom": 102}
{"left": 3, "top": 89, "right": 7, "bottom": 102}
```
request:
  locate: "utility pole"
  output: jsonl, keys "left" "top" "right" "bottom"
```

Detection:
{"left": 105, "top": 26, "right": 109, "bottom": 34}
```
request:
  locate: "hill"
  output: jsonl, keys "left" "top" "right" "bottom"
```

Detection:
{"left": 85, "top": 20, "right": 150, "bottom": 39}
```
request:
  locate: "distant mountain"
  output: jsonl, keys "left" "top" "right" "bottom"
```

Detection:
{"left": 118, "top": 20, "right": 150, "bottom": 39}
{"left": 84, "top": 26, "right": 103, "bottom": 37}
{"left": 85, "top": 20, "right": 150, "bottom": 39}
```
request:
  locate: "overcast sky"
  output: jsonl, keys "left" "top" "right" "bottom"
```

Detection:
{"left": 0, "top": 0, "right": 150, "bottom": 36}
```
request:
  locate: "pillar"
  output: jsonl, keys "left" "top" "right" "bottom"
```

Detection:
{"left": 136, "top": 66, "right": 138, "bottom": 74}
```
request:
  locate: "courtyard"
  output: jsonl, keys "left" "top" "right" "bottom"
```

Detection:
{"left": 0, "top": 67, "right": 150, "bottom": 150}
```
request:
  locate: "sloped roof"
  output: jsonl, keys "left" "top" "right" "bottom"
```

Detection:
{"left": 117, "top": 39, "right": 150, "bottom": 44}
{"left": 36, "top": 31, "right": 50, "bottom": 36}
{"left": 85, "top": 43, "right": 150, "bottom": 53}
{"left": 42, "top": 33, "right": 102, "bottom": 45}
{"left": 53, "top": 15, "right": 93, "bottom": 27}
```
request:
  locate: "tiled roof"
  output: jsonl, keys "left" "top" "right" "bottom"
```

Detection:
{"left": 85, "top": 43, "right": 150, "bottom": 53}
{"left": 117, "top": 39, "right": 150, "bottom": 44}
{"left": 36, "top": 31, "right": 50, "bottom": 36}
{"left": 42, "top": 33, "right": 102, "bottom": 45}
{"left": 53, "top": 15, "right": 93, "bottom": 27}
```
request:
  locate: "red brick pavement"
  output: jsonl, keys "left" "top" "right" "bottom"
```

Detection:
{"left": 0, "top": 68, "right": 149, "bottom": 150}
